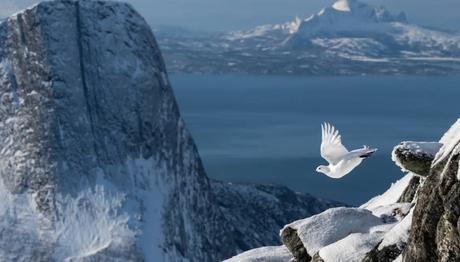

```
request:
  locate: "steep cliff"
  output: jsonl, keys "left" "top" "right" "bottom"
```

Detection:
{"left": 0, "top": 1, "right": 337, "bottom": 261}
{"left": 403, "top": 119, "right": 460, "bottom": 261}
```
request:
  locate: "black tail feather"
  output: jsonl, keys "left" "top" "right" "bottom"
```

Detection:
{"left": 359, "top": 149, "right": 377, "bottom": 158}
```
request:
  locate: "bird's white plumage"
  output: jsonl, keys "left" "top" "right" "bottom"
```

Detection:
{"left": 321, "top": 123, "right": 349, "bottom": 165}
{"left": 318, "top": 123, "right": 376, "bottom": 178}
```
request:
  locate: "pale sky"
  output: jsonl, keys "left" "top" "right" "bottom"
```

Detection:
{"left": 1, "top": 0, "right": 460, "bottom": 32}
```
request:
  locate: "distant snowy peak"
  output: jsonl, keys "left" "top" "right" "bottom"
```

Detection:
{"left": 226, "top": 17, "right": 301, "bottom": 40}
{"left": 332, "top": 0, "right": 353, "bottom": 12}
{"left": 295, "top": 0, "right": 407, "bottom": 39}
{"left": 328, "top": 0, "right": 407, "bottom": 23}
{"left": 228, "top": 0, "right": 407, "bottom": 41}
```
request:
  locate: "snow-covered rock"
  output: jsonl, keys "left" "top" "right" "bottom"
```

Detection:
{"left": 280, "top": 204, "right": 412, "bottom": 262}
{"left": 392, "top": 142, "right": 442, "bottom": 176}
{"left": 283, "top": 207, "right": 383, "bottom": 257}
{"left": 0, "top": 1, "right": 338, "bottom": 261}
{"left": 245, "top": 159, "right": 419, "bottom": 261}
{"left": 223, "top": 246, "right": 293, "bottom": 262}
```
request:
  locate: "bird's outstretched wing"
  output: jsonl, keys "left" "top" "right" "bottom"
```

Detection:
{"left": 321, "top": 123, "right": 349, "bottom": 165}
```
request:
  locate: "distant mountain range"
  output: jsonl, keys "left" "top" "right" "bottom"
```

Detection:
{"left": 156, "top": 0, "right": 460, "bottom": 75}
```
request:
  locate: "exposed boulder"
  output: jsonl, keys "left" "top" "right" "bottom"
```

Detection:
{"left": 281, "top": 226, "right": 311, "bottom": 262}
{"left": 403, "top": 119, "right": 460, "bottom": 262}
{"left": 392, "top": 142, "right": 442, "bottom": 177}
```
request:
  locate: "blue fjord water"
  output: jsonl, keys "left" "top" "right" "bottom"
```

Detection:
{"left": 171, "top": 74, "right": 460, "bottom": 205}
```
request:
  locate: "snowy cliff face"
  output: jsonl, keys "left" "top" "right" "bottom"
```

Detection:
{"left": 0, "top": 1, "right": 223, "bottom": 260}
{"left": 0, "top": 1, "right": 339, "bottom": 261}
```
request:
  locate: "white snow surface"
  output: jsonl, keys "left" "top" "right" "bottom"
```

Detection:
{"left": 227, "top": 17, "right": 301, "bottom": 40}
{"left": 0, "top": 158, "right": 168, "bottom": 261}
{"left": 332, "top": 0, "right": 352, "bottom": 12}
{"left": 370, "top": 202, "right": 412, "bottom": 220}
{"left": 223, "top": 246, "right": 292, "bottom": 262}
{"left": 378, "top": 208, "right": 414, "bottom": 250}
{"left": 434, "top": 118, "right": 460, "bottom": 167}
{"left": 396, "top": 141, "right": 442, "bottom": 157}
{"left": 283, "top": 207, "right": 383, "bottom": 256}
{"left": 360, "top": 173, "right": 414, "bottom": 210}
{"left": 319, "top": 232, "right": 385, "bottom": 262}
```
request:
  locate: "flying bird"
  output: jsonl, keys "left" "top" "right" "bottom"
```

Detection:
{"left": 316, "top": 123, "right": 377, "bottom": 179}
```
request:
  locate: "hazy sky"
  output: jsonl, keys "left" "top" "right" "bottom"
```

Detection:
{"left": 2, "top": 0, "right": 460, "bottom": 32}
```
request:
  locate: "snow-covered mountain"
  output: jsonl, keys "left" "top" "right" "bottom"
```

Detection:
{"left": 226, "top": 119, "right": 460, "bottom": 261}
{"left": 0, "top": 1, "right": 339, "bottom": 261}
{"left": 157, "top": 0, "right": 460, "bottom": 75}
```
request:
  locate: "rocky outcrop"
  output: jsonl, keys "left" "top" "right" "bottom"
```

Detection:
{"left": 403, "top": 119, "right": 460, "bottom": 262}
{"left": 363, "top": 243, "right": 405, "bottom": 262}
{"left": 397, "top": 176, "right": 421, "bottom": 203}
{"left": 0, "top": 1, "right": 338, "bottom": 261}
{"left": 213, "top": 181, "right": 342, "bottom": 248}
{"left": 281, "top": 226, "right": 311, "bottom": 262}
{"left": 392, "top": 142, "right": 442, "bottom": 177}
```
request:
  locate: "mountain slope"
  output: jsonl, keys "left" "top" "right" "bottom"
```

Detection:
{"left": 0, "top": 1, "right": 338, "bottom": 261}
{"left": 157, "top": 0, "right": 460, "bottom": 75}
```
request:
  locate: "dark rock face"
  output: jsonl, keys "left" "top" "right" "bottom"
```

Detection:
{"left": 281, "top": 226, "right": 311, "bottom": 262}
{"left": 403, "top": 148, "right": 460, "bottom": 261}
{"left": 213, "top": 182, "right": 341, "bottom": 249}
{"left": 364, "top": 243, "right": 406, "bottom": 262}
{"left": 398, "top": 176, "right": 421, "bottom": 203}
{"left": 311, "top": 253, "right": 325, "bottom": 262}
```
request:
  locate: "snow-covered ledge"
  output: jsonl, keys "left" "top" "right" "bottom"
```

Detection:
{"left": 392, "top": 141, "right": 442, "bottom": 177}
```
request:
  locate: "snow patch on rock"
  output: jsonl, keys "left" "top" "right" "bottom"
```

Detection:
{"left": 223, "top": 246, "right": 292, "bottom": 262}
{"left": 283, "top": 207, "right": 383, "bottom": 256}
{"left": 360, "top": 173, "right": 414, "bottom": 210}
{"left": 434, "top": 118, "right": 460, "bottom": 167}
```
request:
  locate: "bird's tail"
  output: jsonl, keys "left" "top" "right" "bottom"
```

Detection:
{"left": 359, "top": 145, "right": 377, "bottom": 158}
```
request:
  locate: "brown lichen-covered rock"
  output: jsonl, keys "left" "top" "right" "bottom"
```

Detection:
{"left": 403, "top": 120, "right": 460, "bottom": 262}
{"left": 397, "top": 176, "right": 421, "bottom": 203}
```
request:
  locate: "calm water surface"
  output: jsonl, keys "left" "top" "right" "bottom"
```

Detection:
{"left": 171, "top": 74, "right": 460, "bottom": 205}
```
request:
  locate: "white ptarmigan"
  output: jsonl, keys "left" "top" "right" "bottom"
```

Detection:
{"left": 316, "top": 123, "right": 377, "bottom": 178}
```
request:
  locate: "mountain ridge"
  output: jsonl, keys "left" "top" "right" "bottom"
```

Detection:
{"left": 156, "top": 0, "right": 460, "bottom": 75}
